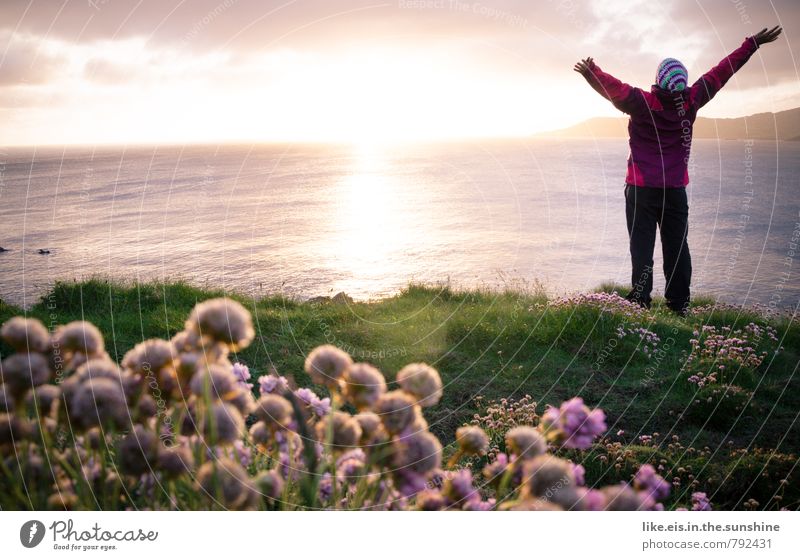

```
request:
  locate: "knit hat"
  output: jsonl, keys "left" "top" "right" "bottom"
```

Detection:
{"left": 656, "top": 58, "right": 688, "bottom": 92}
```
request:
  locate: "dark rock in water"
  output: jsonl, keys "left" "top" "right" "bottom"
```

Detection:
{"left": 331, "top": 292, "right": 353, "bottom": 304}
{"left": 0, "top": 247, "right": 8, "bottom": 252}
{"left": 307, "top": 292, "right": 354, "bottom": 305}
{"left": 37, "top": 249, "right": 51, "bottom": 255}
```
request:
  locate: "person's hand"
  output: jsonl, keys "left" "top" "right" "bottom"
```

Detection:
{"left": 573, "top": 57, "right": 595, "bottom": 77}
{"left": 752, "top": 26, "right": 782, "bottom": 46}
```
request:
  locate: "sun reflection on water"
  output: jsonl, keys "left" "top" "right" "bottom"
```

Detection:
{"left": 326, "top": 143, "right": 417, "bottom": 296}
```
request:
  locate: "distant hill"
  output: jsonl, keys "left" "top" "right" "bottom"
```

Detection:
{"left": 539, "top": 107, "right": 800, "bottom": 141}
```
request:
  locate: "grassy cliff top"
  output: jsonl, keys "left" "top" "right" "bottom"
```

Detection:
{"left": 2, "top": 278, "right": 797, "bottom": 451}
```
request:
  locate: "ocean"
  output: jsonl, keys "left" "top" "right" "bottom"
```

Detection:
{"left": 1, "top": 138, "right": 798, "bottom": 309}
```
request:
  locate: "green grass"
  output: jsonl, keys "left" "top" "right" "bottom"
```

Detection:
{"left": 2, "top": 277, "right": 798, "bottom": 455}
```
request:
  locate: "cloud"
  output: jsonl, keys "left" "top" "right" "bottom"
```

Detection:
{"left": 0, "top": 31, "right": 68, "bottom": 85}
{"left": 0, "top": 0, "right": 797, "bottom": 143}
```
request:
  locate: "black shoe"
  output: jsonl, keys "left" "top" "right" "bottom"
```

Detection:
{"left": 667, "top": 301, "right": 690, "bottom": 317}
{"left": 624, "top": 291, "right": 651, "bottom": 309}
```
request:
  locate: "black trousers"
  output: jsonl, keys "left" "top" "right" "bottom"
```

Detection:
{"left": 624, "top": 184, "right": 692, "bottom": 312}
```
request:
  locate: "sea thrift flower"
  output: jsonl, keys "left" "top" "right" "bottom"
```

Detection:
{"left": 374, "top": 390, "right": 417, "bottom": 435}
{"left": 258, "top": 373, "right": 290, "bottom": 395}
{"left": 185, "top": 298, "right": 255, "bottom": 350}
{"left": 571, "top": 462, "right": 586, "bottom": 486}
{"left": 578, "top": 488, "right": 606, "bottom": 511}
{"left": 396, "top": 363, "right": 443, "bottom": 407}
{"left": 304, "top": 344, "right": 352, "bottom": 388}
{"left": 318, "top": 472, "right": 333, "bottom": 501}
{"left": 443, "top": 469, "right": 480, "bottom": 507}
{"left": 336, "top": 449, "right": 366, "bottom": 485}
{"left": 455, "top": 426, "right": 489, "bottom": 456}
{"left": 540, "top": 397, "right": 606, "bottom": 449}
{"left": 482, "top": 453, "right": 509, "bottom": 483}
{"left": 505, "top": 426, "right": 546, "bottom": 459}
{"left": 231, "top": 363, "right": 253, "bottom": 391}
{"left": 342, "top": 363, "right": 386, "bottom": 410}
{"left": 294, "top": 388, "right": 331, "bottom": 417}
{"left": 1, "top": 317, "right": 50, "bottom": 353}
{"left": 394, "top": 469, "right": 428, "bottom": 498}
{"left": 691, "top": 491, "right": 712, "bottom": 511}
{"left": 634, "top": 464, "right": 670, "bottom": 501}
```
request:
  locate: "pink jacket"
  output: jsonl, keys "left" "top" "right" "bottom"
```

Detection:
{"left": 582, "top": 37, "right": 760, "bottom": 188}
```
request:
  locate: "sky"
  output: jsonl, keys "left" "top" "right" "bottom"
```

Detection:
{"left": 0, "top": 0, "right": 798, "bottom": 146}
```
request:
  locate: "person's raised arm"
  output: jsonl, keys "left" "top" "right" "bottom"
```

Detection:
{"left": 574, "top": 57, "right": 645, "bottom": 115}
{"left": 690, "top": 26, "right": 782, "bottom": 109}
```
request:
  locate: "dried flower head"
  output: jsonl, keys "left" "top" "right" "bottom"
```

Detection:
{"left": 122, "top": 339, "right": 175, "bottom": 376}
{"left": 316, "top": 411, "right": 362, "bottom": 450}
{"left": 157, "top": 444, "right": 194, "bottom": 478}
{"left": 25, "top": 384, "right": 61, "bottom": 418}
{"left": 53, "top": 321, "right": 104, "bottom": 356}
{"left": 0, "top": 385, "right": 14, "bottom": 413}
{"left": 416, "top": 489, "right": 447, "bottom": 510}
{"left": 189, "top": 364, "right": 238, "bottom": 401}
{"left": 0, "top": 413, "right": 30, "bottom": 445}
{"left": 72, "top": 378, "right": 131, "bottom": 430}
{"left": 0, "top": 352, "right": 51, "bottom": 396}
{"left": 601, "top": 483, "right": 651, "bottom": 511}
{"left": 374, "top": 390, "right": 417, "bottom": 435}
{"left": 342, "top": 363, "right": 386, "bottom": 410}
{"left": 523, "top": 454, "right": 575, "bottom": 504}
{"left": 118, "top": 425, "right": 158, "bottom": 476}
{"left": 505, "top": 426, "right": 546, "bottom": 459}
{"left": 199, "top": 402, "right": 245, "bottom": 444}
{"left": 304, "top": 345, "right": 352, "bottom": 388}
{"left": 253, "top": 394, "right": 293, "bottom": 431}
{"left": 185, "top": 298, "right": 255, "bottom": 350}
{"left": 196, "top": 457, "right": 253, "bottom": 510}
{"left": 455, "top": 426, "right": 489, "bottom": 456}
{"left": 1, "top": 317, "right": 50, "bottom": 353}
{"left": 354, "top": 411, "right": 386, "bottom": 446}
{"left": 503, "top": 498, "right": 563, "bottom": 511}
{"left": 393, "top": 430, "right": 442, "bottom": 475}
{"left": 396, "top": 363, "right": 442, "bottom": 407}
{"left": 249, "top": 421, "right": 271, "bottom": 445}
{"left": 253, "top": 469, "right": 284, "bottom": 501}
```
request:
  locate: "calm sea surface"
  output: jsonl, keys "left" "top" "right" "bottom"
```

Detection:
{"left": 1, "top": 139, "right": 798, "bottom": 309}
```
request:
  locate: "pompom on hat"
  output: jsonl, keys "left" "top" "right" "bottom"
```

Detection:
{"left": 656, "top": 58, "right": 688, "bottom": 92}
